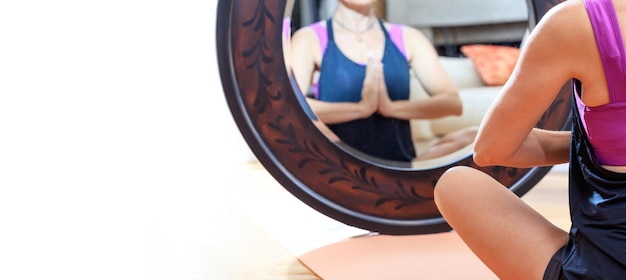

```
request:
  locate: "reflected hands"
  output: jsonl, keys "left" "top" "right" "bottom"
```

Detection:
{"left": 360, "top": 51, "right": 393, "bottom": 118}
{"left": 359, "top": 51, "right": 382, "bottom": 117}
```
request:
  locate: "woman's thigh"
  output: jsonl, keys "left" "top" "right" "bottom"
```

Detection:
{"left": 434, "top": 166, "right": 568, "bottom": 280}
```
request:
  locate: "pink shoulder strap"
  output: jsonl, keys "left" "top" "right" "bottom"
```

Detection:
{"left": 584, "top": 0, "right": 626, "bottom": 102}
{"left": 311, "top": 22, "right": 328, "bottom": 57}
{"left": 387, "top": 23, "right": 407, "bottom": 58}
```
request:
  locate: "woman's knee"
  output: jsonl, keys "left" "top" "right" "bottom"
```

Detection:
{"left": 433, "top": 166, "right": 476, "bottom": 208}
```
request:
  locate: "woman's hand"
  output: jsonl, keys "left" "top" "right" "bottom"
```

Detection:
{"left": 375, "top": 66, "right": 393, "bottom": 117}
{"left": 364, "top": 52, "right": 394, "bottom": 118}
{"left": 359, "top": 53, "right": 383, "bottom": 117}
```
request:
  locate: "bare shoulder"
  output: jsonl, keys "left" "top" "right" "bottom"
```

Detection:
{"left": 525, "top": 0, "right": 597, "bottom": 72}
{"left": 389, "top": 24, "right": 436, "bottom": 61}
{"left": 520, "top": 0, "right": 592, "bottom": 63}
{"left": 395, "top": 24, "right": 430, "bottom": 45}
{"left": 536, "top": 0, "right": 589, "bottom": 38}
{"left": 291, "top": 24, "right": 320, "bottom": 46}
{"left": 290, "top": 22, "right": 325, "bottom": 62}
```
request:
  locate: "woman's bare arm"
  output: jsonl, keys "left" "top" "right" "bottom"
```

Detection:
{"left": 473, "top": 1, "right": 590, "bottom": 168}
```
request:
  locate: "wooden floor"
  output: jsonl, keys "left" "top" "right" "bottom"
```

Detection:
{"left": 215, "top": 162, "right": 570, "bottom": 279}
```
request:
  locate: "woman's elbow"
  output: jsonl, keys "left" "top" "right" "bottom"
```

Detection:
{"left": 472, "top": 152, "right": 492, "bottom": 167}
{"left": 442, "top": 94, "right": 462, "bottom": 116}
{"left": 451, "top": 99, "right": 463, "bottom": 116}
{"left": 472, "top": 145, "right": 505, "bottom": 167}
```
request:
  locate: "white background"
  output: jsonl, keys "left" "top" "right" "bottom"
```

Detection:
{"left": 1, "top": 1, "right": 250, "bottom": 279}
{"left": 0, "top": 2, "right": 570, "bottom": 279}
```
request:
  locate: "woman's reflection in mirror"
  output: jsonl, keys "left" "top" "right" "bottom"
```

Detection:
{"left": 290, "top": 0, "right": 477, "bottom": 162}
{"left": 435, "top": 0, "right": 626, "bottom": 279}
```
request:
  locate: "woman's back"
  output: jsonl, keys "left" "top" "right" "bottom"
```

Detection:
{"left": 538, "top": 1, "right": 626, "bottom": 278}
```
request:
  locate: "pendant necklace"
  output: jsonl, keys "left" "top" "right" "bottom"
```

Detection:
{"left": 333, "top": 16, "right": 377, "bottom": 42}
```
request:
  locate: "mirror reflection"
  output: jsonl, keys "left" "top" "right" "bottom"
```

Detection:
{"left": 285, "top": 0, "right": 528, "bottom": 166}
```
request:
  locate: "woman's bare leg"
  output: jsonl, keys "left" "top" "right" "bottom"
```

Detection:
{"left": 434, "top": 166, "right": 568, "bottom": 280}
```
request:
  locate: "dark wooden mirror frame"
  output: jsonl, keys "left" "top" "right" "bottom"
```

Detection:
{"left": 216, "top": 0, "right": 570, "bottom": 235}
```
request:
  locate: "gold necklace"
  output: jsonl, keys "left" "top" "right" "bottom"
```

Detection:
{"left": 333, "top": 17, "right": 377, "bottom": 42}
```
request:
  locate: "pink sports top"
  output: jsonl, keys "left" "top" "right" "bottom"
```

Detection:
{"left": 577, "top": 0, "right": 626, "bottom": 165}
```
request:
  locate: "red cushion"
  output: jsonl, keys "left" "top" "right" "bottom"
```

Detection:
{"left": 460, "top": 44, "right": 521, "bottom": 86}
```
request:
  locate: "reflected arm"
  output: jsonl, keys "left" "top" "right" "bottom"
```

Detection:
{"left": 378, "top": 27, "right": 462, "bottom": 120}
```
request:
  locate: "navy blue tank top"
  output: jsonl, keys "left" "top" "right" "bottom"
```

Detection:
{"left": 317, "top": 19, "right": 415, "bottom": 162}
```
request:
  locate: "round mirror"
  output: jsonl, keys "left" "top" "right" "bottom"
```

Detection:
{"left": 216, "top": 0, "right": 571, "bottom": 234}
{"left": 285, "top": 0, "right": 530, "bottom": 168}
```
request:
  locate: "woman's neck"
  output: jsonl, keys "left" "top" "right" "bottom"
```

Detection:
{"left": 333, "top": 3, "right": 376, "bottom": 31}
